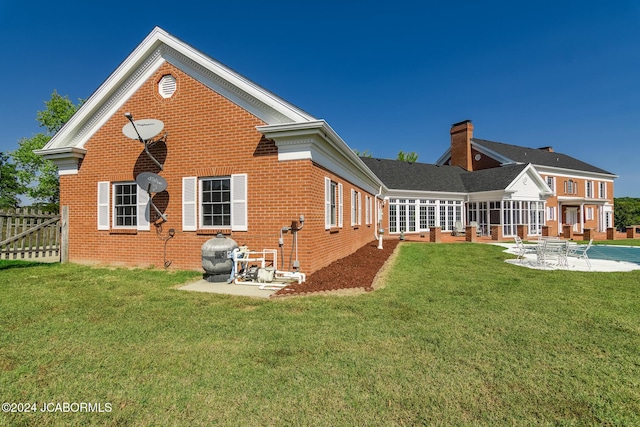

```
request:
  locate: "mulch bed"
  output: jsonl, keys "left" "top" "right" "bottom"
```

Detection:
{"left": 272, "top": 239, "right": 399, "bottom": 297}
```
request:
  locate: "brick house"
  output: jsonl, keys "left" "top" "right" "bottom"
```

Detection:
{"left": 36, "top": 27, "right": 384, "bottom": 273}
{"left": 37, "top": 28, "right": 617, "bottom": 274}
{"left": 362, "top": 120, "right": 615, "bottom": 240}
{"left": 436, "top": 120, "right": 616, "bottom": 238}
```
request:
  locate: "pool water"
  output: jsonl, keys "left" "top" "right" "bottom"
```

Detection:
{"left": 587, "top": 245, "right": 640, "bottom": 265}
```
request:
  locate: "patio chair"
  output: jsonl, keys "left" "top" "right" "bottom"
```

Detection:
{"left": 514, "top": 236, "right": 536, "bottom": 261}
{"left": 540, "top": 239, "right": 569, "bottom": 268}
{"left": 567, "top": 239, "right": 593, "bottom": 270}
{"left": 451, "top": 221, "right": 465, "bottom": 236}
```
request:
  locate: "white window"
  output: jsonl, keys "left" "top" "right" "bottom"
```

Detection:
{"left": 599, "top": 182, "right": 607, "bottom": 199}
{"left": 182, "top": 174, "right": 247, "bottom": 231}
{"left": 351, "top": 189, "right": 362, "bottom": 226}
{"left": 586, "top": 181, "right": 594, "bottom": 198}
{"left": 546, "top": 176, "right": 556, "bottom": 192}
{"left": 114, "top": 183, "right": 137, "bottom": 227}
{"left": 565, "top": 180, "right": 576, "bottom": 195}
{"left": 201, "top": 177, "right": 231, "bottom": 227}
{"left": 97, "top": 181, "right": 150, "bottom": 231}
{"left": 585, "top": 207, "right": 594, "bottom": 221}
{"left": 324, "top": 178, "right": 343, "bottom": 229}
{"left": 547, "top": 206, "right": 556, "bottom": 221}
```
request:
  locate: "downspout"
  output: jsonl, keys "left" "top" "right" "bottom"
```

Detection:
{"left": 374, "top": 186, "right": 384, "bottom": 249}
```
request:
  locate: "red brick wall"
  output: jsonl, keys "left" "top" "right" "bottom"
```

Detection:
{"left": 61, "top": 62, "right": 376, "bottom": 274}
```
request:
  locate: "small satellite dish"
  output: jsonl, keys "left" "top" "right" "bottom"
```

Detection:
{"left": 123, "top": 119, "right": 164, "bottom": 141}
{"left": 136, "top": 172, "right": 168, "bottom": 193}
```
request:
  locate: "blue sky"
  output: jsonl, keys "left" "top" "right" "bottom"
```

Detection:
{"left": 1, "top": 1, "right": 639, "bottom": 196}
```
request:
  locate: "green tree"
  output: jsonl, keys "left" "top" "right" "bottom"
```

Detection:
{"left": 397, "top": 150, "right": 419, "bottom": 162}
{"left": 11, "top": 91, "right": 82, "bottom": 211}
{"left": 0, "top": 152, "right": 22, "bottom": 209}
{"left": 614, "top": 197, "right": 640, "bottom": 231}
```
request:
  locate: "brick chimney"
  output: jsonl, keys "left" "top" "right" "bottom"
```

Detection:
{"left": 538, "top": 146, "right": 554, "bottom": 152}
{"left": 450, "top": 120, "right": 474, "bottom": 171}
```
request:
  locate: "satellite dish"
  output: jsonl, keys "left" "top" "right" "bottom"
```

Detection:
{"left": 123, "top": 119, "right": 164, "bottom": 141}
{"left": 136, "top": 172, "right": 168, "bottom": 193}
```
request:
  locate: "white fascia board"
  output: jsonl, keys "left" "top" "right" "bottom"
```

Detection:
{"left": 467, "top": 190, "right": 508, "bottom": 202}
{"left": 557, "top": 196, "right": 609, "bottom": 205}
{"left": 533, "top": 165, "right": 618, "bottom": 180}
{"left": 385, "top": 189, "right": 467, "bottom": 200}
{"left": 258, "top": 120, "right": 385, "bottom": 194}
{"left": 434, "top": 148, "right": 451, "bottom": 166}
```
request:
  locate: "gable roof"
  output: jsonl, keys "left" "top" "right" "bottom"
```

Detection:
{"left": 39, "top": 27, "right": 316, "bottom": 154}
{"left": 460, "top": 163, "right": 529, "bottom": 192}
{"left": 360, "top": 157, "right": 534, "bottom": 194}
{"left": 360, "top": 157, "right": 467, "bottom": 193}
{"left": 472, "top": 138, "right": 614, "bottom": 175}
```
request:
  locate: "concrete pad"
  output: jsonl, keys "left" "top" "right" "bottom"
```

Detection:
{"left": 496, "top": 243, "right": 640, "bottom": 272}
{"left": 178, "top": 279, "right": 277, "bottom": 298}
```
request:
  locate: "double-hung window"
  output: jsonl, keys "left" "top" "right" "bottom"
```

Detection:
{"left": 201, "top": 177, "right": 231, "bottom": 227}
{"left": 599, "top": 182, "right": 607, "bottom": 199}
{"left": 114, "top": 183, "right": 138, "bottom": 227}
{"left": 351, "top": 189, "right": 362, "bottom": 226}
{"left": 182, "top": 174, "right": 247, "bottom": 231}
{"left": 97, "top": 181, "right": 150, "bottom": 231}
{"left": 586, "top": 181, "right": 594, "bottom": 198}
{"left": 324, "top": 177, "right": 343, "bottom": 229}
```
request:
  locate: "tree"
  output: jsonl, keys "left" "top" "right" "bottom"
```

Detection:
{"left": 353, "top": 149, "right": 373, "bottom": 158}
{"left": 11, "top": 91, "right": 82, "bottom": 211}
{"left": 0, "top": 152, "right": 22, "bottom": 209}
{"left": 397, "top": 150, "right": 419, "bottom": 163}
{"left": 614, "top": 197, "right": 640, "bottom": 231}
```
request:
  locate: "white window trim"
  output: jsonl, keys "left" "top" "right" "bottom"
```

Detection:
{"left": 547, "top": 206, "right": 556, "bottom": 221}
{"left": 599, "top": 182, "right": 607, "bottom": 199}
{"left": 351, "top": 189, "right": 362, "bottom": 226}
{"left": 585, "top": 207, "right": 594, "bottom": 221}
{"left": 546, "top": 176, "right": 556, "bottom": 193}
{"left": 182, "top": 174, "right": 248, "bottom": 232}
{"left": 97, "top": 181, "right": 150, "bottom": 231}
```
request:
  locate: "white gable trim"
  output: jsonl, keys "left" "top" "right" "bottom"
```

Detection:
{"left": 38, "top": 27, "right": 315, "bottom": 155}
{"left": 504, "top": 164, "right": 553, "bottom": 199}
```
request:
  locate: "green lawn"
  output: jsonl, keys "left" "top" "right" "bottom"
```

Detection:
{"left": 1, "top": 244, "right": 639, "bottom": 426}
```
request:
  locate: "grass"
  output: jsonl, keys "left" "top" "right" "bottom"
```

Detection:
{"left": 1, "top": 244, "right": 639, "bottom": 426}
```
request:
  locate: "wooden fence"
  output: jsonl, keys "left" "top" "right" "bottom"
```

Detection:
{"left": 0, "top": 208, "right": 61, "bottom": 261}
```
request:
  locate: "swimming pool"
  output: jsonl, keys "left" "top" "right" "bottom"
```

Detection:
{"left": 587, "top": 245, "right": 640, "bottom": 265}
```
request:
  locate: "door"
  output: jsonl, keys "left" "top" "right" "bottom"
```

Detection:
{"left": 566, "top": 208, "right": 579, "bottom": 232}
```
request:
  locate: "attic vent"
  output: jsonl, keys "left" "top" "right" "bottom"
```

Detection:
{"left": 158, "top": 75, "right": 176, "bottom": 98}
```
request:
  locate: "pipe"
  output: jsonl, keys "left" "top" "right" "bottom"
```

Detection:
{"left": 374, "top": 186, "right": 384, "bottom": 249}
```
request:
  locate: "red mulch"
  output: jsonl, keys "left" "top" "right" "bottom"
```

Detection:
{"left": 272, "top": 239, "right": 399, "bottom": 297}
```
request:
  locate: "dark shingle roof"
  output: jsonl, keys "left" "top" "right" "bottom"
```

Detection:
{"left": 360, "top": 157, "right": 467, "bottom": 192}
{"left": 460, "top": 163, "right": 528, "bottom": 192}
{"left": 473, "top": 138, "right": 614, "bottom": 175}
{"left": 360, "top": 157, "right": 529, "bottom": 193}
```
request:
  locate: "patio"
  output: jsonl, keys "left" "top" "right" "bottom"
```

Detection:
{"left": 498, "top": 243, "right": 640, "bottom": 272}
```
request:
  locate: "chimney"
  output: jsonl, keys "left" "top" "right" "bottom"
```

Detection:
{"left": 450, "top": 120, "right": 473, "bottom": 171}
{"left": 538, "top": 146, "right": 554, "bottom": 152}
